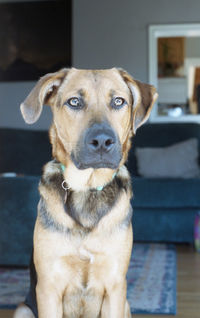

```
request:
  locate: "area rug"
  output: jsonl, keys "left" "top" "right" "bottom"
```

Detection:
{"left": 127, "top": 243, "right": 176, "bottom": 314}
{"left": 0, "top": 243, "right": 176, "bottom": 314}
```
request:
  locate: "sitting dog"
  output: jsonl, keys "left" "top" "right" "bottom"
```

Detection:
{"left": 13, "top": 68, "right": 157, "bottom": 318}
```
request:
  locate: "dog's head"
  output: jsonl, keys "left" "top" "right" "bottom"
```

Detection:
{"left": 21, "top": 68, "right": 157, "bottom": 170}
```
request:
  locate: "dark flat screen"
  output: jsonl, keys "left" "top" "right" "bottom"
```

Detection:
{"left": 0, "top": 0, "right": 72, "bottom": 81}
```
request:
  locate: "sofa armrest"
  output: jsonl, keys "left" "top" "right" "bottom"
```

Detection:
{"left": 0, "top": 176, "right": 40, "bottom": 266}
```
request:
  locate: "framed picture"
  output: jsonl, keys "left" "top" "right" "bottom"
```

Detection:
{"left": 0, "top": 0, "right": 72, "bottom": 82}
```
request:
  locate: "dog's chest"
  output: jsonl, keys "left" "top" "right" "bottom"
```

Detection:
{"left": 62, "top": 281, "right": 103, "bottom": 318}
{"left": 61, "top": 249, "right": 109, "bottom": 318}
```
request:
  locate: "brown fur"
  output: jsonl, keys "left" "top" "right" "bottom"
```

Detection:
{"left": 14, "top": 68, "right": 158, "bottom": 318}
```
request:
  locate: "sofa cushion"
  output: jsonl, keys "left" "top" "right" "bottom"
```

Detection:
{"left": 132, "top": 177, "right": 200, "bottom": 208}
{"left": 132, "top": 207, "right": 197, "bottom": 243}
{"left": 135, "top": 138, "right": 200, "bottom": 178}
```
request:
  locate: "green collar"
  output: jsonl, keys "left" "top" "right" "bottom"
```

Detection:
{"left": 60, "top": 163, "right": 116, "bottom": 191}
{"left": 61, "top": 163, "right": 66, "bottom": 174}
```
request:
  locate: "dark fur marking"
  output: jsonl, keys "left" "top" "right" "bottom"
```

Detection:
{"left": 39, "top": 161, "right": 132, "bottom": 232}
{"left": 81, "top": 266, "right": 89, "bottom": 289}
{"left": 38, "top": 197, "right": 69, "bottom": 234}
{"left": 78, "top": 89, "right": 85, "bottom": 98}
{"left": 40, "top": 169, "right": 65, "bottom": 199}
{"left": 38, "top": 197, "right": 90, "bottom": 237}
{"left": 65, "top": 175, "right": 131, "bottom": 229}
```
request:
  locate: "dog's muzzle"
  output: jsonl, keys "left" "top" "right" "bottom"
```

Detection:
{"left": 71, "top": 122, "right": 122, "bottom": 169}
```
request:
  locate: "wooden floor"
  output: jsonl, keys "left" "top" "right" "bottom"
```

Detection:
{"left": 1, "top": 244, "right": 200, "bottom": 318}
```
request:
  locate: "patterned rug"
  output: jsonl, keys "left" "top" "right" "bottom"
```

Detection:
{"left": 127, "top": 243, "right": 176, "bottom": 314}
{"left": 0, "top": 243, "right": 176, "bottom": 314}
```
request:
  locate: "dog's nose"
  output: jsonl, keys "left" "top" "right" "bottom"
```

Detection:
{"left": 86, "top": 123, "right": 116, "bottom": 153}
{"left": 89, "top": 133, "right": 115, "bottom": 152}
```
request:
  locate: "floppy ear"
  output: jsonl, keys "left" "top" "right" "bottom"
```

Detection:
{"left": 20, "top": 68, "right": 69, "bottom": 124}
{"left": 118, "top": 69, "right": 158, "bottom": 133}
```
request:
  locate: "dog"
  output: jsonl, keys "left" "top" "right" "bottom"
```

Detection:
{"left": 13, "top": 68, "right": 157, "bottom": 318}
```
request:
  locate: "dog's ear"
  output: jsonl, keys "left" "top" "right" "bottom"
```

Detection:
{"left": 118, "top": 68, "right": 158, "bottom": 133}
{"left": 20, "top": 68, "right": 69, "bottom": 124}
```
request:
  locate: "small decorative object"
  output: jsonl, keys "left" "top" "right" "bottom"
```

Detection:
{"left": 194, "top": 212, "right": 200, "bottom": 252}
{"left": 168, "top": 106, "right": 183, "bottom": 117}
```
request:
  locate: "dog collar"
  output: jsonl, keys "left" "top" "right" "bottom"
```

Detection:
{"left": 96, "top": 171, "right": 117, "bottom": 191}
{"left": 60, "top": 163, "right": 117, "bottom": 191}
{"left": 61, "top": 163, "right": 66, "bottom": 173}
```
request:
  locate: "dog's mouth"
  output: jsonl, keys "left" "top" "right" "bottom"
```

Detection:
{"left": 71, "top": 153, "right": 121, "bottom": 170}
{"left": 71, "top": 122, "right": 122, "bottom": 170}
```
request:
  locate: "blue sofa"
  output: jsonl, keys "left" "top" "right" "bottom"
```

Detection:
{"left": 127, "top": 123, "right": 200, "bottom": 243}
{"left": 0, "top": 128, "right": 51, "bottom": 266}
{"left": 0, "top": 123, "right": 199, "bottom": 266}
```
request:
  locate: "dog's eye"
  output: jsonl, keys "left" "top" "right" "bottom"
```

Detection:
{"left": 115, "top": 98, "right": 124, "bottom": 106}
{"left": 111, "top": 97, "right": 126, "bottom": 109}
{"left": 65, "top": 97, "right": 84, "bottom": 109}
{"left": 68, "top": 97, "right": 80, "bottom": 107}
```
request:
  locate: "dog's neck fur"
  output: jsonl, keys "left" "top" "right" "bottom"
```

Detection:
{"left": 39, "top": 160, "right": 132, "bottom": 231}
{"left": 62, "top": 161, "right": 117, "bottom": 191}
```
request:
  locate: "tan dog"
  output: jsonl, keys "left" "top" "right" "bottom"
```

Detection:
{"left": 13, "top": 68, "right": 157, "bottom": 318}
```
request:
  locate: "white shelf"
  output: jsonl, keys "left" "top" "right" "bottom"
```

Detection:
{"left": 149, "top": 114, "right": 200, "bottom": 123}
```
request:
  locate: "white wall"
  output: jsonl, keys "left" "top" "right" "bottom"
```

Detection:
{"left": 185, "top": 37, "right": 200, "bottom": 58}
{"left": 73, "top": 0, "right": 200, "bottom": 82}
{"left": 0, "top": 81, "right": 52, "bottom": 130}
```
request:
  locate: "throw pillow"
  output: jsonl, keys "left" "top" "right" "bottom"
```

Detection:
{"left": 135, "top": 138, "right": 200, "bottom": 178}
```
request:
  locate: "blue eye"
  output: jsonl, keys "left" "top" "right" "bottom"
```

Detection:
{"left": 65, "top": 97, "right": 84, "bottom": 109}
{"left": 114, "top": 98, "right": 124, "bottom": 106}
{"left": 68, "top": 97, "right": 80, "bottom": 107}
{"left": 111, "top": 97, "right": 126, "bottom": 109}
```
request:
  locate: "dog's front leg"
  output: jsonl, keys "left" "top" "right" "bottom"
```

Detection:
{"left": 101, "top": 280, "right": 131, "bottom": 318}
{"left": 36, "top": 283, "right": 63, "bottom": 318}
